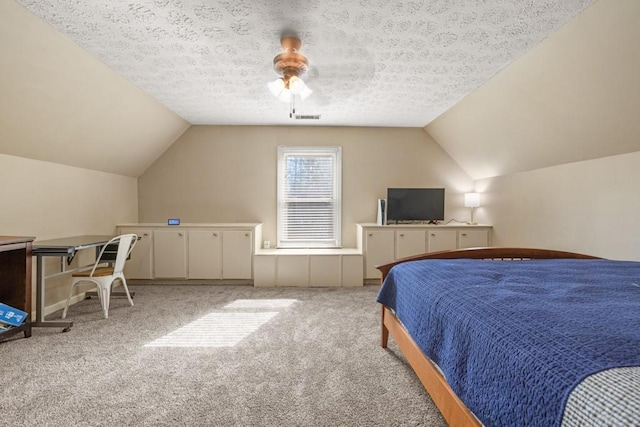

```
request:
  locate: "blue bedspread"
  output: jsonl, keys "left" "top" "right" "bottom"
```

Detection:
{"left": 376, "top": 259, "right": 640, "bottom": 426}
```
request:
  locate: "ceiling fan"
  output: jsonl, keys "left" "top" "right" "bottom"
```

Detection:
{"left": 267, "top": 36, "right": 316, "bottom": 119}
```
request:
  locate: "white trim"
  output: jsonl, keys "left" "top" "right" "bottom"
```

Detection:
{"left": 277, "top": 146, "right": 342, "bottom": 248}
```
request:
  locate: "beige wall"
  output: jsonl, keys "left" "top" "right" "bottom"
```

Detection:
{"left": 426, "top": 0, "right": 640, "bottom": 180}
{"left": 476, "top": 151, "right": 640, "bottom": 261}
{"left": 138, "top": 125, "right": 474, "bottom": 247}
{"left": 0, "top": 153, "right": 138, "bottom": 312}
{"left": 0, "top": 0, "right": 190, "bottom": 177}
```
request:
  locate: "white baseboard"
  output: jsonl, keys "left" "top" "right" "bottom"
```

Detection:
{"left": 44, "top": 292, "right": 87, "bottom": 317}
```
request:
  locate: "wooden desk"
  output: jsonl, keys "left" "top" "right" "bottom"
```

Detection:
{"left": 0, "top": 236, "right": 35, "bottom": 342}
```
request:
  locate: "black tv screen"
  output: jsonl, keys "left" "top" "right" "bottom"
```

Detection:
{"left": 386, "top": 188, "right": 445, "bottom": 222}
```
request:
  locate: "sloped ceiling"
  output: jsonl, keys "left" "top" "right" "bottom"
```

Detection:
{"left": 0, "top": 1, "right": 189, "bottom": 177}
{"left": 14, "top": 0, "right": 595, "bottom": 127}
{"left": 426, "top": 0, "right": 640, "bottom": 180}
{"left": 3, "top": 0, "right": 638, "bottom": 180}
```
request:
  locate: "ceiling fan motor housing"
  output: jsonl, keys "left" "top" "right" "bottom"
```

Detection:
{"left": 273, "top": 37, "right": 309, "bottom": 87}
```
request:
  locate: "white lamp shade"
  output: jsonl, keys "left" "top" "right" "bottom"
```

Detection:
{"left": 269, "top": 76, "right": 312, "bottom": 103}
{"left": 464, "top": 192, "right": 480, "bottom": 208}
{"left": 268, "top": 78, "right": 285, "bottom": 96}
{"left": 289, "top": 76, "right": 313, "bottom": 100}
{"left": 288, "top": 76, "right": 304, "bottom": 94}
{"left": 299, "top": 85, "right": 313, "bottom": 100}
{"left": 277, "top": 88, "right": 292, "bottom": 103}
{"left": 268, "top": 78, "right": 295, "bottom": 103}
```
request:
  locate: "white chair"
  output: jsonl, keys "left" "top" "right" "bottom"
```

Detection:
{"left": 62, "top": 234, "right": 138, "bottom": 319}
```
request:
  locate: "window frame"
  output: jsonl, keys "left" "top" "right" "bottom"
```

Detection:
{"left": 276, "top": 146, "right": 342, "bottom": 249}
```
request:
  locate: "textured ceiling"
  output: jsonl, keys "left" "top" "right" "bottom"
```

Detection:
{"left": 17, "top": 0, "right": 596, "bottom": 127}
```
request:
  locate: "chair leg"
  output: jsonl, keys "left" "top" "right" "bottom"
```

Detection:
{"left": 120, "top": 277, "right": 135, "bottom": 307}
{"left": 99, "top": 285, "right": 111, "bottom": 319}
{"left": 66, "top": 276, "right": 133, "bottom": 320}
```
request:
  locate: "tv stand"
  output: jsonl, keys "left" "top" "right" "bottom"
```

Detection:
{"left": 357, "top": 224, "right": 492, "bottom": 281}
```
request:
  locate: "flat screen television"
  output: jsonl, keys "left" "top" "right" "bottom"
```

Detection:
{"left": 386, "top": 188, "right": 445, "bottom": 223}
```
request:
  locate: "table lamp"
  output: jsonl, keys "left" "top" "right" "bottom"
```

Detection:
{"left": 464, "top": 192, "right": 480, "bottom": 225}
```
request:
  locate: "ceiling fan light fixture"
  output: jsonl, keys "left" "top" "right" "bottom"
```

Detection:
{"left": 269, "top": 37, "right": 313, "bottom": 102}
{"left": 288, "top": 76, "right": 305, "bottom": 94}
{"left": 268, "top": 78, "right": 285, "bottom": 97}
{"left": 299, "top": 85, "right": 313, "bottom": 101}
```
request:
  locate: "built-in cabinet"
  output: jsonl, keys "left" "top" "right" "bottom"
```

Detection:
{"left": 363, "top": 230, "right": 394, "bottom": 278}
{"left": 253, "top": 249, "right": 363, "bottom": 287}
{"left": 154, "top": 229, "right": 188, "bottom": 278}
{"left": 118, "top": 224, "right": 257, "bottom": 281}
{"left": 427, "top": 229, "right": 458, "bottom": 252}
{"left": 396, "top": 230, "right": 426, "bottom": 259}
{"left": 188, "top": 229, "right": 221, "bottom": 279}
{"left": 119, "top": 228, "right": 154, "bottom": 279}
{"left": 221, "top": 230, "right": 253, "bottom": 280}
{"left": 358, "top": 224, "right": 492, "bottom": 280}
{"left": 116, "top": 223, "right": 489, "bottom": 285}
{"left": 458, "top": 229, "right": 491, "bottom": 249}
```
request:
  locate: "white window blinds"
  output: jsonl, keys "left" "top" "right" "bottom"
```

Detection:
{"left": 277, "top": 146, "right": 341, "bottom": 248}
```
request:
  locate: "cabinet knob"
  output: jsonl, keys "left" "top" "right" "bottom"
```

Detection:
{"left": 399, "top": 233, "right": 405, "bottom": 237}
{"left": 245, "top": 233, "right": 249, "bottom": 237}
{"left": 143, "top": 233, "right": 149, "bottom": 237}
{"left": 368, "top": 233, "right": 373, "bottom": 237}
{"left": 430, "top": 233, "right": 435, "bottom": 237}
{"left": 213, "top": 233, "right": 218, "bottom": 237}
{"left": 461, "top": 233, "right": 467, "bottom": 237}
{"left": 178, "top": 233, "right": 184, "bottom": 237}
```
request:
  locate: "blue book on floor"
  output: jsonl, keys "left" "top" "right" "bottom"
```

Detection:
{"left": 0, "top": 302, "right": 28, "bottom": 327}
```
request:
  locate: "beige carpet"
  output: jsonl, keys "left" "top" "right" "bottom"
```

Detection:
{"left": 0, "top": 284, "right": 446, "bottom": 426}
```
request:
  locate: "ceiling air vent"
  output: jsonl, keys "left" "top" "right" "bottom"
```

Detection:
{"left": 294, "top": 114, "right": 321, "bottom": 120}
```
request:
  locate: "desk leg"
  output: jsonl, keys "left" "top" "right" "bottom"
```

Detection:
{"left": 24, "top": 321, "right": 32, "bottom": 338}
{"left": 31, "top": 255, "right": 74, "bottom": 332}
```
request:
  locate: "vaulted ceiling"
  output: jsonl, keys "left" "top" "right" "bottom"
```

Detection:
{"left": 427, "top": 0, "right": 640, "bottom": 179}
{"left": 15, "top": 0, "right": 595, "bottom": 127}
{"left": 2, "top": 0, "right": 639, "bottom": 179}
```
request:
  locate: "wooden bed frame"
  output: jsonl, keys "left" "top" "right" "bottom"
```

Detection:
{"left": 377, "top": 247, "right": 601, "bottom": 427}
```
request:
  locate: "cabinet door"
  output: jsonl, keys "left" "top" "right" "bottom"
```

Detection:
{"left": 309, "top": 256, "right": 341, "bottom": 287}
{"left": 153, "top": 229, "right": 187, "bottom": 278}
{"left": 342, "top": 255, "right": 364, "bottom": 287}
{"left": 459, "top": 229, "right": 489, "bottom": 248}
{"left": 428, "top": 229, "right": 457, "bottom": 252}
{"left": 364, "top": 230, "right": 395, "bottom": 279}
{"left": 120, "top": 228, "right": 154, "bottom": 279}
{"left": 254, "top": 255, "right": 276, "bottom": 287}
{"left": 222, "top": 230, "right": 253, "bottom": 279}
{"left": 276, "top": 255, "right": 309, "bottom": 287}
{"left": 396, "top": 230, "right": 426, "bottom": 259}
{"left": 188, "top": 229, "right": 221, "bottom": 279}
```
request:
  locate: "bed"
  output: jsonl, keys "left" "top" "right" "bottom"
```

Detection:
{"left": 376, "top": 247, "right": 640, "bottom": 426}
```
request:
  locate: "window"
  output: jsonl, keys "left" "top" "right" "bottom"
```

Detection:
{"left": 277, "top": 146, "right": 341, "bottom": 248}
